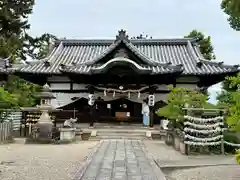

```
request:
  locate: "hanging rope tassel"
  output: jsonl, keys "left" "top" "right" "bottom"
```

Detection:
{"left": 128, "top": 92, "right": 131, "bottom": 98}
{"left": 138, "top": 92, "right": 141, "bottom": 98}
{"left": 113, "top": 91, "right": 115, "bottom": 97}
{"left": 104, "top": 90, "right": 107, "bottom": 96}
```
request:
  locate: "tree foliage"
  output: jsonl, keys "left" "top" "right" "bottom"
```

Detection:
{"left": 221, "top": 0, "right": 240, "bottom": 31}
{"left": 157, "top": 86, "right": 208, "bottom": 129}
{"left": 0, "top": 0, "right": 35, "bottom": 37}
{"left": 226, "top": 91, "right": 240, "bottom": 132}
{"left": 217, "top": 72, "right": 240, "bottom": 107}
{"left": 236, "top": 149, "right": 240, "bottom": 164}
{"left": 0, "top": 87, "right": 19, "bottom": 122}
{"left": 0, "top": 0, "right": 35, "bottom": 60}
{"left": 220, "top": 71, "right": 240, "bottom": 133}
{"left": 0, "top": 0, "right": 56, "bottom": 117}
{"left": 185, "top": 30, "right": 215, "bottom": 60}
{"left": 223, "top": 72, "right": 240, "bottom": 91}
{"left": 24, "top": 33, "right": 57, "bottom": 59}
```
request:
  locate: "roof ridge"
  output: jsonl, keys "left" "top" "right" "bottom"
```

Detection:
{"left": 84, "top": 41, "right": 120, "bottom": 65}
{"left": 122, "top": 40, "right": 157, "bottom": 65}
{"left": 54, "top": 37, "right": 198, "bottom": 46}
{"left": 186, "top": 40, "right": 200, "bottom": 63}
{"left": 83, "top": 39, "right": 158, "bottom": 65}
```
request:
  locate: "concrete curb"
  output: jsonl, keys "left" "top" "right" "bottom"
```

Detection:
{"left": 72, "top": 140, "right": 102, "bottom": 180}
{"left": 141, "top": 140, "right": 167, "bottom": 180}
{"left": 159, "top": 163, "right": 238, "bottom": 171}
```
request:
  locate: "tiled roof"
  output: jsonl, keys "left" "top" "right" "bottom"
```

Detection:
{"left": 14, "top": 30, "right": 239, "bottom": 75}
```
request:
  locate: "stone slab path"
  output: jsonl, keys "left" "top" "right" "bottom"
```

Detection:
{"left": 75, "top": 140, "right": 166, "bottom": 180}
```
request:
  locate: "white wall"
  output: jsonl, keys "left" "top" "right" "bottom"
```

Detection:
{"left": 48, "top": 76, "right": 200, "bottom": 107}
{"left": 72, "top": 84, "right": 86, "bottom": 90}
{"left": 50, "top": 83, "right": 71, "bottom": 90}
{"left": 176, "top": 84, "right": 197, "bottom": 89}
{"left": 47, "top": 76, "right": 70, "bottom": 82}
{"left": 51, "top": 92, "right": 168, "bottom": 108}
{"left": 176, "top": 76, "right": 199, "bottom": 83}
{"left": 51, "top": 93, "right": 89, "bottom": 108}
{"left": 156, "top": 84, "right": 169, "bottom": 90}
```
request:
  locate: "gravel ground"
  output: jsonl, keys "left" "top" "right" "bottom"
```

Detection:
{"left": 143, "top": 140, "right": 188, "bottom": 161}
{"left": 0, "top": 139, "right": 98, "bottom": 180}
{"left": 0, "top": 140, "right": 239, "bottom": 180}
{"left": 169, "top": 165, "right": 240, "bottom": 180}
{"left": 143, "top": 141, "right": 240, "bottom": 180}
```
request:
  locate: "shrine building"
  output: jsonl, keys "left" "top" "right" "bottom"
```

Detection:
{"left": 1, "top": 29, "right": 239, "bottom": 126}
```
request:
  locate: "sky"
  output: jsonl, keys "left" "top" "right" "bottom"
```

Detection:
{"left": 28, "top": 0, "right": 240, "bottom": 103}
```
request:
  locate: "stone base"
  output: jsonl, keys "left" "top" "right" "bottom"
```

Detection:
{"left": 25, "top": 137, "right": 53, "bottom": 144}
{"left": 146, "top": 131, "right": 152, "bottom": 138}
{"left": 26, "top": 123, "right": 54, "bottom": 144}
{"left": 174, "top": 136, "right": 180, "bottom": 151}
{"left": 59, "top": 128, "right": 76, "bottom": 143}
{"left": 37, "top": 122, "right": 53, "bottom": 139}
{"left": 165, "top": 131, "right": 174, "bottom": 146}
{"left": 180, "top": 142, "right": 186, "bottom": 155}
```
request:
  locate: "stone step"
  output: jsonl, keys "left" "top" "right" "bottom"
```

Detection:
{"left": 97, "top": 132, "right": 146, "bottom": 136}
{"left": 90, "top": 135, "right": 150, "bottom": 140}
{"left": 82, "top": 128, "right": 158, "bottom": 133}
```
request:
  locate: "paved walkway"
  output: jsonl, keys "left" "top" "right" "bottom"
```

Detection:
{"left": 76, "top": 140, "right": 166, "bottom": 180}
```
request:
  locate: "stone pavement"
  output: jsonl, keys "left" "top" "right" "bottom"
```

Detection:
{"left": 75, "top": 140, "right": 166, "bottom": 180}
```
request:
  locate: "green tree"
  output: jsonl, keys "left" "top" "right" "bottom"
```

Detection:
{"left": 236, "top": 149, "right": 240, "bottom": 164}
{"left": 0, "top": 0, "right": 35, "bottom": 60}
{"left": 0, "top": 0, "right": 34, "bottom": 37}
{"left": 218, "top": 72, "right": 240, "bottom": 164}
{"left": 157, "top": 86, "right": 208, "bottom": 129}
{"left": 217, "top": 72, "right": 240, "bottom": 107}
{"left": 25, "top": 33, "right": 57, "bottom": 59}
{"left": 0, "top": 87, "right": 19, "bottom": 122}
{"left": 185, "top": 30, "right": 215, "bottom": 60}
{"left": 226, "top": 91, "right": 240, "bottom": 132}
{"left": 0, "top": 0, "right": 54, "bottom": 108}
{"left": 221, "top": 0, "right": 240, "bottom": 31}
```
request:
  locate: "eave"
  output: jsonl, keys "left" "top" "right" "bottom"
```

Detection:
{"left": 59, "top": 57, "right": 184, "bottom": 75}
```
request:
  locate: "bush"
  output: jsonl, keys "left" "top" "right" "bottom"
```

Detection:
{"left": 157, "top": 86, "right": 208, "bottom": 130}
{"left": 224, "top": 132, "right": 240, "bottom": 153}
{"left": 236, "top": 149, "right": 240, "bottom": 164}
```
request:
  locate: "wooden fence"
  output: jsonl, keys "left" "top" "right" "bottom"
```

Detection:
{"left": 0, "top": 122, "right": 13, "bottom": 143}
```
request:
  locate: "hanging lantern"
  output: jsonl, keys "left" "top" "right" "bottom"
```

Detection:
{"left": 128, "top": 92, "right": 131, "bottom": 98}
{"left": 88, "top": 94, "right": 95, "bottom": 106}
{"left": 148, "top": 94, "right": 155, "bottom": 107}
{"left": 113, "top": 91, "right": 115, "bottom": 97}
{"left": 104, "top": 90, "right": 107, "bottom": 96}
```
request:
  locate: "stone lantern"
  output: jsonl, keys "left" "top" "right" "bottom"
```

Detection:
{"left": 35, "top": 83, "right": 56, "bottom": 143}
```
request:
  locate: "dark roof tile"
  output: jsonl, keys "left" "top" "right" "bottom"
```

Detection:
{"left": 14, "top": 31, "right": 239, "bottom": 75}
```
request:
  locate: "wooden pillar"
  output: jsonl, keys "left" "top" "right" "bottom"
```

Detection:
{"left": 184, "top": 109, "right": 189, "bottom": 155}
{"left": 149, "top": 106, "right": 154, "bottom": 128}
